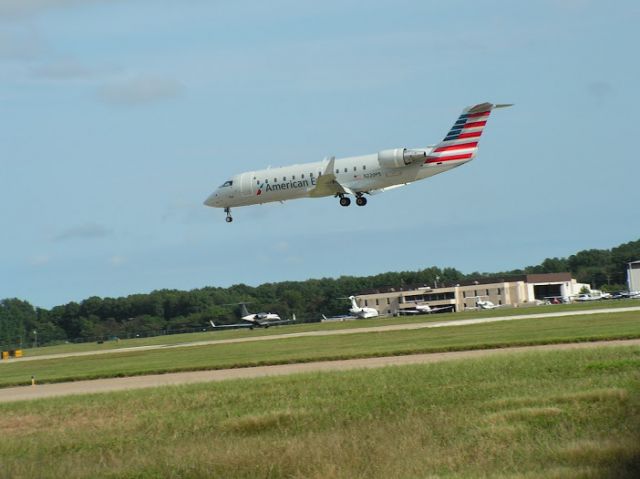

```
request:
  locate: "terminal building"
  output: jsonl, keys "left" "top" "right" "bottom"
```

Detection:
{"left": 355, "top": 273, "right": 589, "bottom": 316}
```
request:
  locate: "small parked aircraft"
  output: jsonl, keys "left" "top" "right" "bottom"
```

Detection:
{"left": 210, "top": 303, "right": 295, "bottom": 329}
{"left": 204, "top": 102, "right": 511, "bottom": 222}
{"left": 348, "top": 296, "right": 378, "bottom": 319}
{"left": 465, "top": 296, "right": 502, "bottom": 310}
{"left": 398, "top": 303, "right": 454, "bottom": 314}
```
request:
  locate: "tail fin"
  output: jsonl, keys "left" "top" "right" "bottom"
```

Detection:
{"left": 349, "top": 296, "right": 359, "bottom": 309}
{"left": 240, "top": 303, "right": 250, "bottom": 317}
{"left": 426, "top": 103, "right": 511, "bottom": 164}
{"left": 210, "top": 320, "right": 217, "bottom": 328}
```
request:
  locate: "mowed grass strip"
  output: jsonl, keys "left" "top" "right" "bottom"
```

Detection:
{"left": 1, "top": 310, "right": 639, "bottom": 388}
{"left": 0, "top": 346, "right": 639, "bottom": 478}
{"left": 22, "top": 300, "right": 640, "bottom": 357}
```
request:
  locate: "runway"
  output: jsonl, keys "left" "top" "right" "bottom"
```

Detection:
{"left": 1, "top": 338, "right": 639, "bottom": 403}
{"left": 4, "top": 305, "right": 640, "bottom": 364}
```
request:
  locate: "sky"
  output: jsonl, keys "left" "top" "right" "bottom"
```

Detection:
{"left": 1, "top": 0, "right": 639, "bottom": 309}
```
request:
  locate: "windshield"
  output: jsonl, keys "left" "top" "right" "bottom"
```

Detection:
{"left": 220, "top": 180, "right": 233, "bottom": 187}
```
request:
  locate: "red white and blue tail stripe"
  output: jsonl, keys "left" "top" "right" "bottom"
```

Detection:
{"left": 426, "top": 102, "right": 511, "bottom": 164}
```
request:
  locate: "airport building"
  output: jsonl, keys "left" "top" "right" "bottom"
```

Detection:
{"left": 355, "top": 273, "right": 589, "bottom": 316}
{"left": 628, "top": 261, "right": 640, "bottom": 292}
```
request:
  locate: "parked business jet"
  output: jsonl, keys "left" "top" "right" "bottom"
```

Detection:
{"left": 349, "top": 296, "right": 379, "bottom": 319}
{"left": 210, "top": 303, "right": 294, "bottom": 329}
{"left": 398, "top": 303, "right": 454, "bottom": 315}
{"left": 465, "top": 296, "right": 502, "bottom": 310}
{"left": 204, "top": 102, "right": 511, "bottom": 222}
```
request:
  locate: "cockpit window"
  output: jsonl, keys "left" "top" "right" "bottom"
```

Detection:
{"left": 220, "top": 180, "right": 233, "bottom": 187}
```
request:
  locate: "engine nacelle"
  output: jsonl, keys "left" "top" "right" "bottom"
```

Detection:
{"left": 377, "top": 148, "right": 426, "bottom": 168}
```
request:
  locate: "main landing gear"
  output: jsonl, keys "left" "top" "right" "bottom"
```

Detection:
{"left": 224, "top": 207, "right": 233, "bottom": 223}
{"left": 337, "top": 193, "right": 368, "bottom": 207}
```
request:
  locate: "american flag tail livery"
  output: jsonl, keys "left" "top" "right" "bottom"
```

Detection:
{"left": 426, "top": 102, "right": 512, "bottom": 165}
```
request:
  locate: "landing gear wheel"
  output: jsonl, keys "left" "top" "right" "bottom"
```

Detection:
{"left": 225, "top": 216, "right": 233, "bottom": 223}
{"left": 224, "top": 207, "right": 233, "bottom": 223}
{"left": 339, "top": 196, "right": 351, "bottom": 207}
{"left": 356, "top": 196, "right": 367, "bottom": 206}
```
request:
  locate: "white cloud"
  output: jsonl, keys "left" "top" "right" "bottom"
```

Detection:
{"left": 30, "top": 58, "right": 95, "bottom": 79}
{"left": 53, "top": 223, "right": 112, "bottom": 242}
{"left": 97, "top": 74, "right": 184, "bottom": 107}
{"left": 0, "top": 27, "right": 46, "bottom": 60}
{"left": 28, "top": 254, "right": 51, "bottom": 266}
{"left": 0, "top": 0, "right": 108, "bottom": 19}
{"left": 109, "top": 255, "right": 126, "bottom": 266}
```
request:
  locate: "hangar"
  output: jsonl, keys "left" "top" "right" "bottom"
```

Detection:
{"left": 628, "top": 261, "right": 640, "bottom": 292}
{"left": 355, "top": 273, "right": 589, "bottom": 316}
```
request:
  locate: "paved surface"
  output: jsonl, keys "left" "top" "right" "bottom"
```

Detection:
{"left": 4, "top": 306, "right": 640, "bottom": 364}
{"left": 1, "top": 339, "right": 639, "bottom": 403}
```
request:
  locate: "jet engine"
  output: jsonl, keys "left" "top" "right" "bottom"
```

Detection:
{"left": 377, "top": 148, "right": 426, "bottom": 168}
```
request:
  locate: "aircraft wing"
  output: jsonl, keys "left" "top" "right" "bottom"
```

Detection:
{"left": 429, "top": 305, "right": 454, "bottom": 313}
{"left": 308, "top": 156, "right": 355, "bottom": 197}
{"left": 210, "top": 320, "right": 256, "bottom": 330}
{"left": 369, "top": 184, "right": 407, "bottom": 195}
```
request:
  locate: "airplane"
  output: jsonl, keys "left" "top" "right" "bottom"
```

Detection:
{"left": 210, "top": 303, "right": 295, "bottom": 329}
{"left": 204, "top": 102, "right": 511, "bottom": 222}
{"left": 348, "top": 296, "right": 378, "bottom": 319}
{"left": 465, "top": 296, "right": 502, "bottom": 310}
{"left": 397, "top": 303, "right": 454, "bottom": 315}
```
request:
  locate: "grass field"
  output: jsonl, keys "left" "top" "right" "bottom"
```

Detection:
{"left": 1, "top": 310, "right": 639, "bottom": 388}
{"left": 1, "top": 345, "right": 639, "bottom": 478}
{"left": 19, "top": 300, "right": 640, "bottom": 357}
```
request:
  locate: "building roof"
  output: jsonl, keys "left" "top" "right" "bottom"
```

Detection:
{"left": 357, "top": 272, "right": 573, "bottom": 296}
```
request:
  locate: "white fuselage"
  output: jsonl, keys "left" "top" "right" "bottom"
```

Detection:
{"left": 205, "top": 148, "right": 469, "bottom": 209}
{"left": 204, "top": 102, "right": 510, "bottom": 221}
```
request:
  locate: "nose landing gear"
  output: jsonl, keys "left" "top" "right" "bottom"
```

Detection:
{"left": 224, "top": 207, "right": 233, "bottom": 223}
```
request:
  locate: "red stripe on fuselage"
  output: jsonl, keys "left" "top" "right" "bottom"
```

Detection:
{"left": 434, "top": 141, "right": 478, "bottom": 152}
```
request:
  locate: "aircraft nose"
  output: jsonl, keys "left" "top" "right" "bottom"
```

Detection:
{"left": 203, "top": 191, "right": 220, "bottom": 207}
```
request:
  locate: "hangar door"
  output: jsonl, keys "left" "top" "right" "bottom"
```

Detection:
{"left": 533, "top": 284, "right": 562, "bottom": 300}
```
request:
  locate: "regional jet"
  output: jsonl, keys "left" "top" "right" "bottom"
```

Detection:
{"left": 204, "top": 102, "right": 511, "bottom": 222}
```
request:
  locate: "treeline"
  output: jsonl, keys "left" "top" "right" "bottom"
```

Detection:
{"left": 1, "top": 239, "right": 638, "bottom": 349}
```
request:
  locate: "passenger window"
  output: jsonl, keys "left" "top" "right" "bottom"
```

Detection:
{"left": 274, "top": 178, "right": 277, "bottom": 182}
{"left": 301, "top": 174, "right": 305, "bottom": 178}
{"left": 344, "top": 168, "right": 347, "bottom": 173}
{"left": 363, "top": 165, "right": 367, "bottom": 170}
{"left": 336, "top": 169, "right": 339, "bottom": 174}
{"left": 310, "top": 172, "right": 314, "bottom": 177}
{"left": 353, "top": 166, "right": 357, "bottom": 171}
{"left": 283, "top": 177, "right": 286, "bottom": 181}
{"left": 292, "top": 175, "right": 295, "bottom": 180}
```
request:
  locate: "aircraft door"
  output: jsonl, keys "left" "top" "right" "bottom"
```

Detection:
{"left": 240, "top": 172, "right": 255, "bottom": 197}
